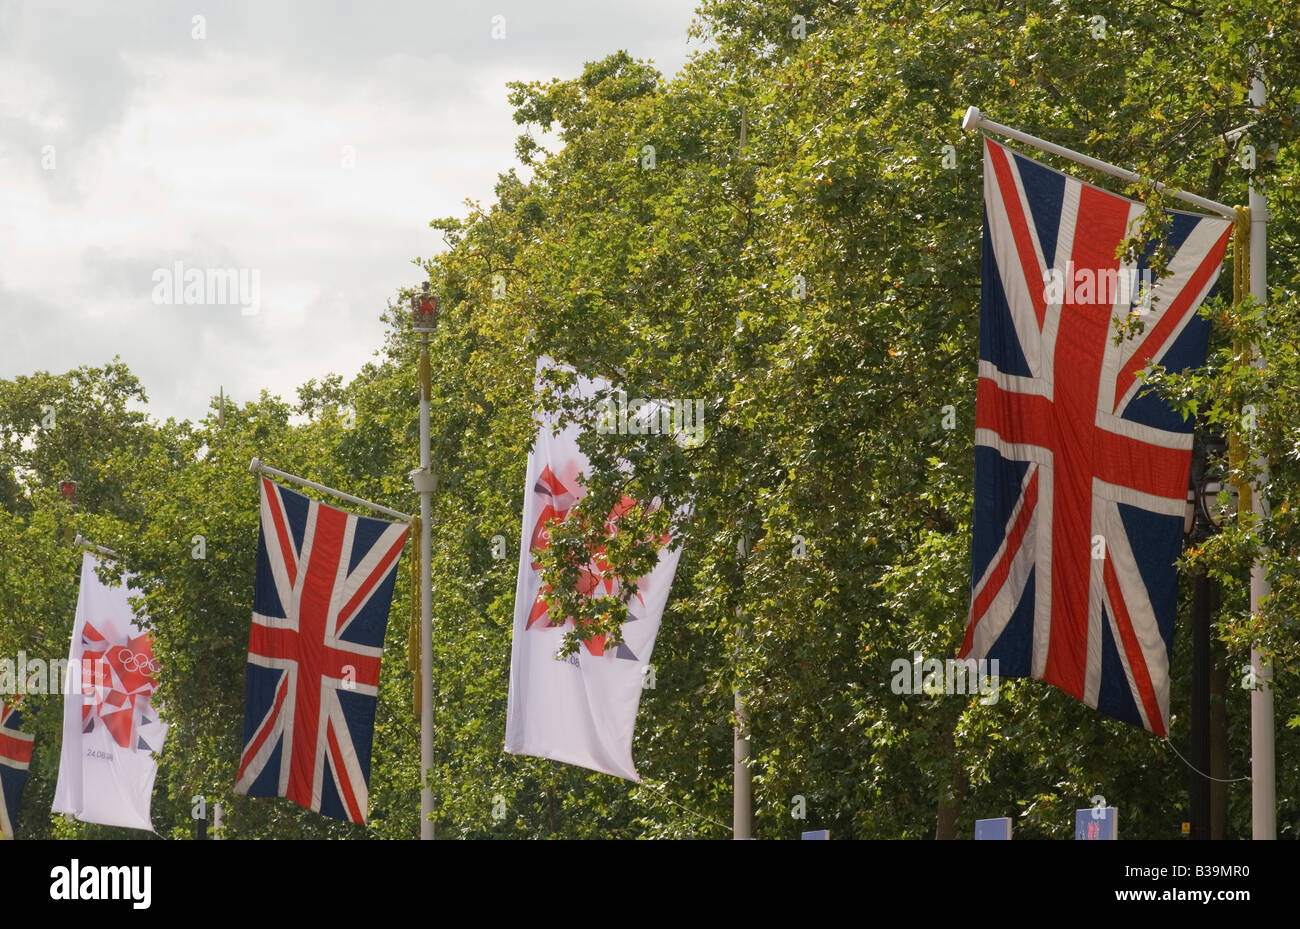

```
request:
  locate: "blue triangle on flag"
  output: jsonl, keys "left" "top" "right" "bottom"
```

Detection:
{"left": 245, "top": 734, "right": 284, "bottom": 798}
{"left": 983, "top": 567, "right": 1035, "bottom": 679}
{"left": 1117, "top": 503, "right": 1181, "bottom": 654}
{"left": 980, "top": 212, "right": 1033, "bottom": 377}
{"left": 970, "top": 446, "right": 1032, "bottom": 588}
{"left": 253, "top": 528, "right": 286, "bottom": 620}
{"left": 1096, "top": 610, "right": 1143, "bottom": 729}
{"left": 318, "top": 761, "right": 348, "bottom": 822}
{"left": 1010, "top": 150, "right": 1066, "bottom": 268}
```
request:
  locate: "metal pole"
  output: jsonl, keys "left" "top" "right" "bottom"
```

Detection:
{"left": 415, "top": 336, "right": 436, "bottom": 840}
{"left": 733, "top": 690, "right": 751, "bottom": 839}
{"left": 73, "top": 534, "right": 119, "bottom": 561}
{"left": 961, "top": 106, "right": 1238, "bottom": 219}
{"left": 1209, "top": 654, "right": 1228, "bottom": 839}
{"left": 213, "top": 801, "right": 223, "bottom": 840}
{"left": 1247, "top": 70, "right": 1275, "bottom": 841}
{"left": 1189, "top": 567, "right": 1211, "bottom": 840}
{"left": 248, "top": 459, "right": 413, "bottom": 523}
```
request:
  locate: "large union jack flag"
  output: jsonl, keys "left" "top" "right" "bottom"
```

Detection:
{"left": 1, "top": 699, "right": 34, "bottom": 840}
{"left": 235, "top": 478, "right": 410, "bottom": 824}
{"left": 960, "top": 139, "right": 1232, "bottom": 736}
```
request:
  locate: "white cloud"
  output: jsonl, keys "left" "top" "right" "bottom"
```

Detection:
{"left": 0, "top": 0, "right": 702, "bottom": 422}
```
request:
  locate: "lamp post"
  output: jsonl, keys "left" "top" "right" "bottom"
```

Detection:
{"left": 410, "top": 283, "right": 438, "bottom": 840}
{"left": 58, "top": 479, "right": 78, "bottom": 544}
{"left": 1246, "top": 68, "right": 1275, "bottom": 841}
{"left": 1185, "top": 432, "right": 1229, "bottom": 840}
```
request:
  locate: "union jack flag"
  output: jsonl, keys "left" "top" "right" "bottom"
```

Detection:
{"left": 1, "top": 699, "right": 34, "bottom": 840}
{"left": 961, "top": 139, "right": 1232, "bottom": 736}
{"left": 235, "top": 479, "right": 411, "bottom": 824}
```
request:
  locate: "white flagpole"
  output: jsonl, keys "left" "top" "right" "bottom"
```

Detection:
{"left": 73, "top": 534, "right": 119, "bottom": 560}
{"left": 248, "top": 459, "right": 413, "bottom": 523}
{"left": 732, "top": 599, "right": 752, "bottom": 839}
{"left": 733, "top": 117, "right": 755, "bottom": 842}
{"left": 410, "top": 286, "right": 438, "bottom": 841}
{"left": 1246, "top": 71, "right": 1275, "bottom": 840}
{"left": 961, "top": 107, "right": 1237, "bottom": 219}
{"left": 733, "top": 690, "right": 751, "bottom": 839}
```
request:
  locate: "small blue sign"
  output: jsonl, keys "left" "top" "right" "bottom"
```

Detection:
{"left": 974, "top": 817, "right": 1012, "bottom": 840}
{"left": 801, "top": 829, "right": 830, "bottom": 840}
{"left": 1075, "top": 807, "right": 1118, "bottom": 840}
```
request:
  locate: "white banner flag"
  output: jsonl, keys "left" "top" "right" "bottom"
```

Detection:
{"left": 505, "top": 361, "right": 684, "bottom": 780}
{"left": 53, "top": 553, "right": 166, "bottom": 832}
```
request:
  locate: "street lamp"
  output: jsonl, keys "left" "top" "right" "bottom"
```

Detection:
{"left": 408, "top": 282, "right": 438, "bottom": 840}
{"left": 1184, "top": 433, "right": 1232, "bottom": 540}
{"left": 412, "top": 282, "right": 438, "bottom": 333}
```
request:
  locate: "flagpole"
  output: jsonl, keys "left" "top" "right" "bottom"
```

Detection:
{"left": 1246, "top": 71, "right": 1275, "bottom": 841}
{"left": 247, "top": 459, "right": 413, "bottom": 523}
{"left": 961, "top": 107, "right": 1238, "bottom": 220}
{"left": 732, "top": 115, "right": 754, "bottom": 842}
{"left": 410, "top": 285, "right": 438, "bottom": 841}
{"left": 732, "top": 602, "right": 751, "bottom": 840}
{"left": 72, "top": 534, "right": 119, "bottom": 560}
{"left": 733, "top": 690, "right": 751, "bottom": 839}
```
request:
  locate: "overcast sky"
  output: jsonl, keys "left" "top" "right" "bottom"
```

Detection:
{"left": 0, "top": 0, "right": 703, "bottom": 423}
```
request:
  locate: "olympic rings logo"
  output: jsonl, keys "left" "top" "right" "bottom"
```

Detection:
{"left": 116, "top": 648, "right": 160, "bottom": 675}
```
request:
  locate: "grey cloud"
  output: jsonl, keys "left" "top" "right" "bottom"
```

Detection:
{"left": 0, "top": 0, "right": 701, "bottom": 422}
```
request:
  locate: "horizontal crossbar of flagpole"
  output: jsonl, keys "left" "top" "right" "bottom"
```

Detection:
{"left": 1221, "top": 121, "right": 1255, "bottom": 143}
{"left": 248, "top": 458, "right": 413, "bottom": 523}
{"left": 73, "top": 534, "right": 119, "bottom": 560}
{"left": 961, "top": 106, "right": 1238, "bottom": 220}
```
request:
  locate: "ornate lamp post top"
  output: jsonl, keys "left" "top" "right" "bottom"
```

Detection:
{"left": 411, "top": 282, "right": 438, "bottom": 333}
